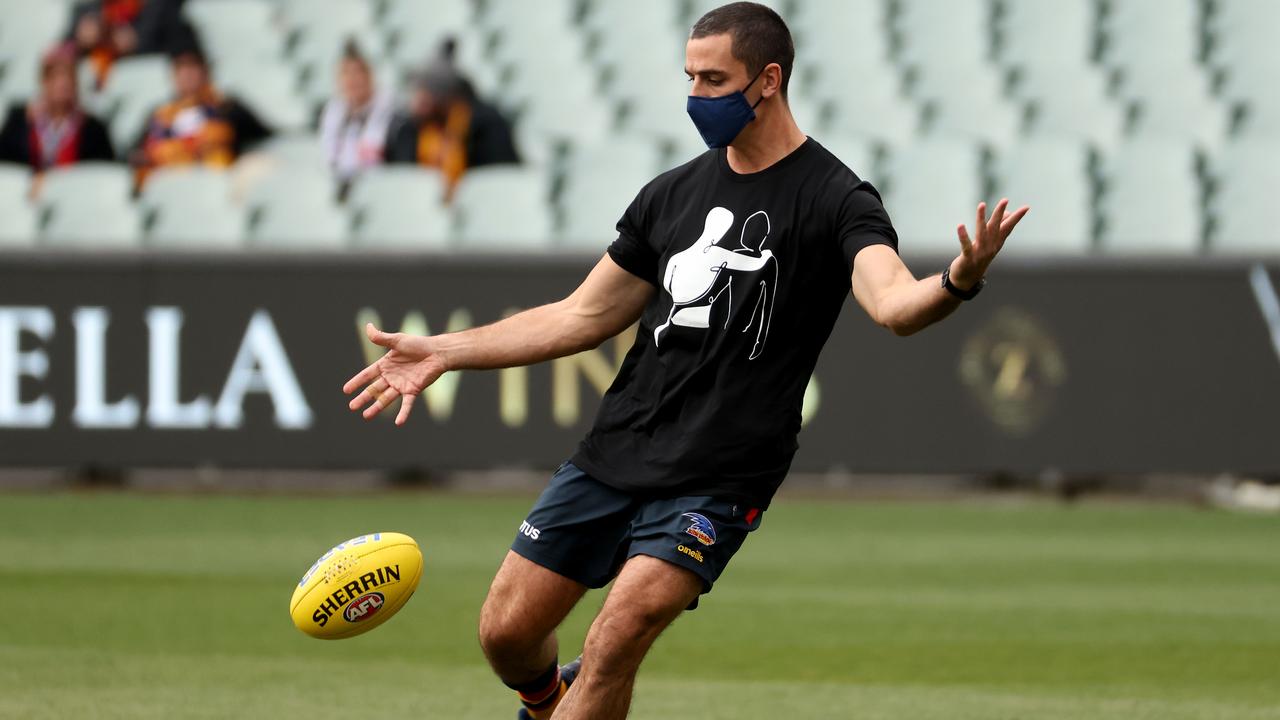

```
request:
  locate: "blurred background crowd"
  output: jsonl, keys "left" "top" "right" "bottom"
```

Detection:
{"left": 0, "top": 0, "right": 1275, "bottom": 254}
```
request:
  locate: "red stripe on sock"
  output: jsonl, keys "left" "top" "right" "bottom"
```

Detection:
{"left": 518, "top": 669, "right": 562, "bottom": 705}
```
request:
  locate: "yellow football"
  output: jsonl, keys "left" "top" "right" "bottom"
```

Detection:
{"left": 289, "top": 532, "right": 423, "bottom": 639}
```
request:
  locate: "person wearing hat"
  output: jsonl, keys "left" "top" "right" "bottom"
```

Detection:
{"left": 384, "top": 42, "right": 520, "bottom": 200}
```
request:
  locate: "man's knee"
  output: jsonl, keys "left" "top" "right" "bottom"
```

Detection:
{"left": 478, "top": 596, "right": 540, "bottom": 661}
{"left": 581, "top": 602, "right": 677, "bottom": 681}
{"left": 581, "top": 557, "right": 701, "bottom": 677}
{"left": 478, "top": 551, "right": 587, "bottom": 665}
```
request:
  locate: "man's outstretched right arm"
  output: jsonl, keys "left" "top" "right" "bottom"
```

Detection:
{"left": 343, "top": 253, "right": 654, "bottom": 425}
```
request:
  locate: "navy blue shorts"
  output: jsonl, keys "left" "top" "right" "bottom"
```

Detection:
{"left": 510, "top": 461, "right": 764, "bottom": 608}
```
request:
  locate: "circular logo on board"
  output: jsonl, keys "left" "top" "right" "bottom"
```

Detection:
{"left": 958, "top": 307, "right": 1067, "bottom": 436}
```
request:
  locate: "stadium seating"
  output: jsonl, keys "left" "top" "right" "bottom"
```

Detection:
{"left": 148, "top": 204, "right": 246, "bottom": 249}
{"left": 256, "top": 133, "right": 328, "bottom": 170}
{"left": 0, "top": 0, "right": 66, "bottom": 103}
{"left": 277, "top": 0, "right": 376, "bottom": 41}
{"left": 0, "top": 0, "right": 69, "bottom": 99}
{"left": 0, "top": 163, "right": 35, "bottom": 246}
{"left": 611, "top": 53, "right": 701, "bottom": 148}
{"left": 1102, "top": 0, "right": 1202, "bottom": 70}
{"left": 38, "top": 163, "right": 132, "bottom": 214}
{"left": 141, "top": 167, "right": 244, "bottom": 249}
{"left": 686, "top": 0, "right": 791, "bottom": 25}
{"left": 43, "top": 204, "right": 142, "bottom": 248}
{"left": 881, "top": 139, "right": 984, "bottom": 256}
{"left": 348, "top": 166, "right": 451, "bottom": 249}
{"left": 93, "top": 56, "right": 174, "bottom": 151}
{"left": 36, "top": 163, "right": 139, "bottom": 249}
{"left": 243, "top": 164, "right": 336, "bottom": 213}
{"left": 1115, "top": 65, "right": 1227, "bottom": 148}
{"left": 586, "top": 0, "right": 683, "bottom": 40}
{"left": 895, "top": 0, "right": 993, "bottom": 70}
{"left": 0, "top": 203, "right": 36, "bottom": 246}
{"left": 382, "top": 0, "right": 475, "bottom": 71}
{"left": 997, "top": 1, "right": 1096, "bottom": 70}
{"left": 910, "top": 66, "right": 1022, "bottom": 145}
{"left": 0, "top": 0, "right": 1275, "bottom": 256}
{"left": 789, "top": 0, "right": 890, "bottom": 70}
{"left": 1098, "top": 140, "right": 1203, "bottom": 254}
{"left": 1209, "top": 141, "right": 1280, "bottom": 255}
{"left": 991, "top": 140, "right": 1094, "bottom": 254}
{"left": 558, "top": 141, "right": 655, "bottom": 250}
{"left": 817, "top": 136, "right": 878, "bottom": 182}
{"left": 218, "top": 59, "right": 310, "bottom": 132}
{"left": 0, "top": 162, "right": 30, "bottom": 200}
{"left": 1212, "top": 0, "right": 1280, "bottom": 84}
{"left": 1012, "top": 66, "right": 1124, "bottom": 147}
{"left": 184, "top": 0, "right": 283, "bottom": 64}
{"left": 251, "top": 201, "right": 348, "bottom": 250}
{"left": 454, "top": 166, "right": 553, "bottom": 250}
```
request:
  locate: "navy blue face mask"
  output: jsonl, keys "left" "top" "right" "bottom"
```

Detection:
{"left": 686, "top": 66, "right": 767, "bottom": 149}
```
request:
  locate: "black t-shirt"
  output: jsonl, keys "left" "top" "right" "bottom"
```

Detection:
{"left": 569, "top": 138, "right": 898, "bottom": 508}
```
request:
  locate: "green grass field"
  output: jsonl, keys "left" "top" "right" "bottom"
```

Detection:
{"left": 1, "top": 492, "right": 1278, "bottom": 719}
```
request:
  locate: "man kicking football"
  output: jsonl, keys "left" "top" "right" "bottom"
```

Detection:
{"left": 343, "top": 3, "right": 1029, "bottom": 718}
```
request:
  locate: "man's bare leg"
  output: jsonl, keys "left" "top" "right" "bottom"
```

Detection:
{"left": 479, "top": 552, "right": 587, "bottom": 697}
{"left": 553, "top": 554, "right": 703, "bottom": 720}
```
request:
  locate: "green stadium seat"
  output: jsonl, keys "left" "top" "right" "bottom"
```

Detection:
{"left": 256, "top": 133, "right": 327, "bottom": 169}
{"left": 184, "top": 0, "right": 284, "bottom": 64}
{"left": 141, "top": 167, "right": 244, "bottom": 250}
{"left": 997, "top": 1, "right": 1096, "bottom": 70}
{"left": 1099, "top": 140, "right": 1203, "bottom": 254}
{"left": 816, "top": 135, "right": 878, "bottom": 182}
{"left": 454, "top": 167, "right": 553, "bottom": 251}
{"left": 42, "top": 204, "right": 142, "bottom": 249}
{"left": 896, "top": 0, "right": 993, "bottom": 70}
{"left": 250, "top": 201, "right": 348, "bottom": 250}
{"left": 881, "top": 139, "right": 984, "bottom": 256}
{"left": 1209, "top": 141, "right": 1280, "bottom": 255}
{"left": 558, "top": 140, "right": 659, "bottom": 250}
{"left": 1014, "top": 67, "right": 1124, "bottom": 148}
{"left": 0, "top": 163, "right": 35, "bottom": 247}
{"left": 1102, "top": 0, "right": 1202, "bottom": 70}
{"left": 348, "top": 166, "right": 452, "bottom": 250}
{"left": 992, "top": 139, "right": 1093, "bottom": 254}
{"left": 37, "top": 163, "right": 132, "bottom": 214}
{"left": 910, "top": 66, "right": 1022, "bottom": 145}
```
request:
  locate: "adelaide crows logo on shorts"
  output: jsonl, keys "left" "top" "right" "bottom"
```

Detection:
{"left": 682, "top": 512, "right": 717, "bottom": 546}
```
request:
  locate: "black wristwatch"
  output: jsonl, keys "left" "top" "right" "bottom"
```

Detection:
{"left": 941, "top": 266, "right": 985, "bottom": 301}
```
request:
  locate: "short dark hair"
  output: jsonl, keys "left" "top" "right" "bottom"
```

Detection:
{"left": 169, "top": 37, "right": 208, "bottom": 67}
{"left": 690, "top": 2, "right": 795, "bottom": 98}
{"left": 341, "top": 38, "right": 371, "bottom": 71}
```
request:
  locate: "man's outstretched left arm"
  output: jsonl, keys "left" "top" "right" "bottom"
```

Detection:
{"left": 851, "top": 198, "right": 1029, "bottom": 337}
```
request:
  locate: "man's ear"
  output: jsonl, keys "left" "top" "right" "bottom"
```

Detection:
{"left": 761, "top": 62, "right": 783, "bottom": 99}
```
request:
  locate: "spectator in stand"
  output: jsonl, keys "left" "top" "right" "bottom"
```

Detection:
{"left": 319, "top": 40, "right": 393, "bottom": 198}
{"left": 384, "top": 40, "right": 520, "bottom": 201}
{"left": 69, "top": 0, "right": 191, "bottom": 88}
{"left": 0, "top": 45, "right": 115, "bottom": 196}
{"left": 131, "top": 41, "right": 269, "bottom": 189}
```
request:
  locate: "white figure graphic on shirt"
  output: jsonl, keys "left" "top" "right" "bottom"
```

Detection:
{"left": 654, "top": 206, "right": 778, "bottom": 360}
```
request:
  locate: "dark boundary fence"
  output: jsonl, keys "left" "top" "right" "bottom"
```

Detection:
{"left": 1, "top": 252, "right": 1277, "bottom": 479}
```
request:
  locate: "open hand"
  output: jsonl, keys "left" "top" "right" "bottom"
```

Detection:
{"left": 343, "top": 323, "right": 447, "bottom": 426}
{"left": 952, "top": 198, "right": 1029, "bottom": 288}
